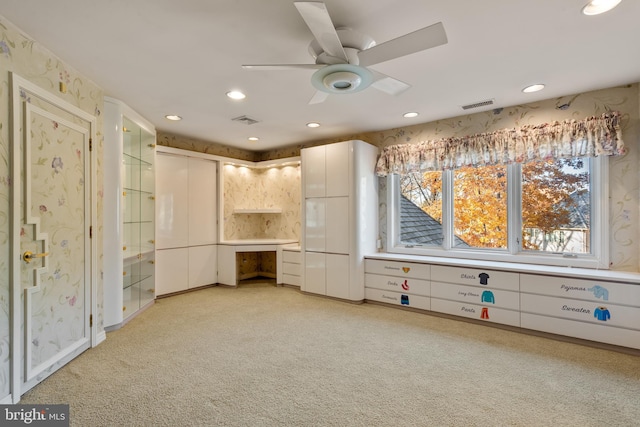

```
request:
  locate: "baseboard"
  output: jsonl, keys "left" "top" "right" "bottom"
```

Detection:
{"left": 96, "top": 330, "right": 107, "bottom": 345}
{"left": 1, "top": 394, "right": 13, "bottom": 404}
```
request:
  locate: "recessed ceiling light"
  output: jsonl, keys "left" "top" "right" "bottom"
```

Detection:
{"left": 582, "top": 0, "right": 622, "bottom": 15}
{"left": 164, "top": 115, "right": 182, "bottom": 121}
{"left": 226, "top": 90, "right": 246, "bottom": 100}
{"left": 522, "top": 84, "right": 545, "bottom": 93}
{"left": 403, "top": 112, "right": 419, "bottom": 118}
{"left": 248, "top": 137, "right": 259, "bottom": 141}
{"left": 306, "top": 122, "right": 320, "bottom": 128}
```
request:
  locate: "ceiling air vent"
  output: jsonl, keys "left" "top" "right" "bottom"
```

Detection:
{"left": 461, "top": 99, "right": 494, "bottom": 110}
{"left": 232, "top": 115, "right": 260, "bottom": 125}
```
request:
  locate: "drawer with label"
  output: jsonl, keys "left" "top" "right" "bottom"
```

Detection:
{"left": 365, "top": 288, "right": 430, "bottom": 311}
{"left": 365, "top": 273, "right": 430, "bottom": 296}
{"left": 521, "top": 312, "right": 640, "bottom": 350}
{"left": 365, "top": 259, "right": 430, "bottom": 280}
{"left": 430, "top": 298, "right": 520, "bottom": 327}
{"left": 431, "top": 265, "right": 519, "bottom": 291}
{"left": 520, "top": 293, "right": 640, "bottom": 330}
{"left": 520, "top": 274, "right": 640, "bottom": 306}
{"left": 431, "top": 281, "right": 519, "bottom": 310}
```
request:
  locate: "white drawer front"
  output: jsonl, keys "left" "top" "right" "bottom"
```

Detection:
{"left": 431, "top": 282, "right": 519, "bottom": 310}
{"left": 365, "top": 273, "right": 430, "bottom": 296}
{"left": 430, "top": 298, "right": 520, "bottom": 327}
{"left": 521, "top": 313, "right": 640, "bottom": 350}
{"left": 521, "top": 293, "right": 640, "bottom": 330}
{"left": 283, "top": 250, "right": 301, "bottom": 264}
{"left": 365, "top": 288, "right": 430, "bottom": 310}
{"left": 431, "top": 265, "right": 519, "bottom": 291}
{"left": 282, "top": 262, "right": 301, "bottom": 276}
{"left": 520, "top": 274, "right": 640, "bottom": 306}
{"left": 282, "top": 273, "right": 301, "bottom": 287}
{"left": 365, "top": 259, "right": 430, "bottom": 280}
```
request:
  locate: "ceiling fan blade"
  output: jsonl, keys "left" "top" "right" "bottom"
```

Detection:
{"left": 358, "top": 22, "right": 447, "bottom": 67}
{"left": 370, "top": 71, "right": 411, "bottom": 96}
{"left": 242, "top": 64, "right": 324, "bottom": 71}
{"left": 309, "top": 90, "right": 329, "bottom": 104}
{"left": 294, "top": 2, "right": 348, "bottom": 63}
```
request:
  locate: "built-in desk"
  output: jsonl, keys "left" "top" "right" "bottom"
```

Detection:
{"left": 218, "top": 239, "right": 298, "bottom": 286}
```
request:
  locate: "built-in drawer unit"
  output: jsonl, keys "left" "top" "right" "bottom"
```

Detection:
{"left": 364, "top": 259, "right": 431, "bottom": 310}
{"left": 430, "top": 265, "right": 520, "bottom": 327}
{"left": 282, "top": 248, "right": 301, "bottom": 287}
{"left": 364, "top": 255, "right": 640, "bottom": 351}
{"left": 520, "top": 274, "right": 640, "bottom": 349}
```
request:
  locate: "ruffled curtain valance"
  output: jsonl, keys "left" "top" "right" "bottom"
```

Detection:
{"left": 375, "top": 111, "right": 625, "bottom": 176}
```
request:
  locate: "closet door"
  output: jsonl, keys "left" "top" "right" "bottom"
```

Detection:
{"left": 188, "top": 158, "right": 217, "bottom": 246}
{"left": 156, "top": 154, "right": 189, "bottom": 249}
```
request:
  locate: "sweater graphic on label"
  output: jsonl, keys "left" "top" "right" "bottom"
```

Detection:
{"left": 589, "top": 285, "right": 609, "bottom": 301}
{"left": 481, "top": 290, "right": 495, "bottom": 304}
{"left": 594, "top": 306, "right": 611, "bottom": 322}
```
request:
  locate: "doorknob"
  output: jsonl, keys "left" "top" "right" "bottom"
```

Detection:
{"left": 23, "top": 250, "right": 49, "bottom": 263}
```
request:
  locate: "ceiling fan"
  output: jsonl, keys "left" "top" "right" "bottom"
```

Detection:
{"left": 242, "top": 2, "right": 448, "bottom": 104}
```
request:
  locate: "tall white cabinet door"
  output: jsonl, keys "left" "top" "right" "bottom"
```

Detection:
{"left": 325, "top": 142, "right": 349, "bottom": 197}
{"left": 188, "top": 158, "right": 217, "bottom": 246}
{"left": 302, "top": 145, "right": 326, "bottom": 197}
{"left": 156, "top": 153, "right": 189, "bottom": 249}
{"left": 326, "top": 254, "right": 350, "bottom": 299}
{"left": 156, "top": 248, "right": 189, "bottom": 295}
{"left": 304, "top": 252, "right": 327, "bottom": 295}
{"left": 305, "top": 198, "right": 326, "bottom": 252}
{"left": 325, "top": 197, "right": 349, "bottom": 254}
{"left": 188, "top": 245, "right": 218, "bottom": 288}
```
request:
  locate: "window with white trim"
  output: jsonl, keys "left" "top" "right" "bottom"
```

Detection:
{"left": 388, "top": 156, "right": 609, "bottom": 269}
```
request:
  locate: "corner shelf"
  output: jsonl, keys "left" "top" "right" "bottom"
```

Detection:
{"left": 233, "top": 208, "right": 282, "bottom": 214}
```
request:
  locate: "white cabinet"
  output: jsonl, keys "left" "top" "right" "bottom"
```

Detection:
{"left": 156, "top": 154, "right": 188, "bottom": 249}
{"left": 156, "top": 149, "right": 218, "bottom": 295}
{"left": 104, "top": 98, "right": 156, "bottom": 329}
{"left": 279, "top": 246, "right": 302, "bottom": 287}
{"left": 301, "top": 140, "right": 378, "bottom": 301}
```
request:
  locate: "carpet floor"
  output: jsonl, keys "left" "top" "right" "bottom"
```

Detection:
{"left": 20, "top": 283, "right": 640, "bottom": 426}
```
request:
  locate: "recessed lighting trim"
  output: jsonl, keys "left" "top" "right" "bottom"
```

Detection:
{"left": 403, "top": 112, "right": 419, "bottom": 118}
{"left": 306, "top": 122, "right": 320, "bottom": 128}
{"left": 522, "top": 84, "right": 545, "bottom": 93}
{"left": 248, "top": 137, "right": 259, "bottom": 141}
{"left": 582, "top": 0, "right": 622, "bottom": 15}
{"left": 164, "top": 115, "right": 182, "bottom": 121}
{"left": 226, "top": 90, "right": 246, "bottom": 100}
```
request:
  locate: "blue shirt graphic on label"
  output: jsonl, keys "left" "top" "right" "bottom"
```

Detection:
{"left": 479, "top": 273, "right": 490, "bottom": 285}
{"left": 481, "top": 290, "right": 495, "bottom": 304}
{"left": 594, "top": 306, "right": 611, "bottom": 322}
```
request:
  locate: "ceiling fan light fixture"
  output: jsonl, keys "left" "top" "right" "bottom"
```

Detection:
{"left": 311, "top": 64, "right": 373, "bottom": 94}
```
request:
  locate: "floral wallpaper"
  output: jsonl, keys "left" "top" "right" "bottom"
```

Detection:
{"left": 0, "top": 15, "right": 104, "bottom": 401}
{"left": 157, "top": 131, "right": 256, "bottom": 162}
{"left": 223, "top": 164, "right": 301, "bottom": 241}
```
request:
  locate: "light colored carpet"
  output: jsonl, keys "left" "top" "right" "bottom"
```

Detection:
{"left": 21, "top": 283, "right": 640, "bottom": 426}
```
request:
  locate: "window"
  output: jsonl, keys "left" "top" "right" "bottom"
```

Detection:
{"left": 390, "top": 156, "right": 608, "bottom": 268}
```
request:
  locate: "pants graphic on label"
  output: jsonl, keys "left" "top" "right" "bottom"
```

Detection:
{"left": 480, "top": 307, "right": 489, "bottom": 319}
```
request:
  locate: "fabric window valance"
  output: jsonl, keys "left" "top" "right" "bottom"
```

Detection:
{"left": 375, "top": 111, "right": 624, "bottom": 176}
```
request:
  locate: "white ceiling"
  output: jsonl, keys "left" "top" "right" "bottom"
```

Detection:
{"left": 1, "top": 0, "right": 638, "bottom": 152}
